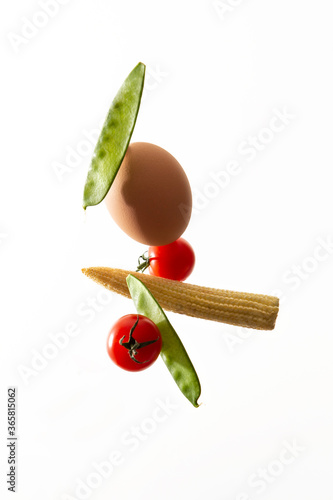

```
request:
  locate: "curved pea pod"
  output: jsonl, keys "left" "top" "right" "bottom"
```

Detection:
{"left": 126, "top": 274, "right": 201, "bottom": 408}
{"left": 83, "top": 62, "right": 146, "bottom": 209}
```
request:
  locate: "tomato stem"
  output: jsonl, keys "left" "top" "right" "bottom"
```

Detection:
{"left": 119, "top": 315, "right": 159, "bottom": 364}
{"left": 136, "top": 252, "right": 150, "bottom": 273}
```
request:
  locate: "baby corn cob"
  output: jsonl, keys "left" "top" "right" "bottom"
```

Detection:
{"left": 82, "top": 267, "right": 279, "bottom": 330}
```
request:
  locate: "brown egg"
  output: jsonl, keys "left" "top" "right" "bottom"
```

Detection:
{"left": 105, "top": 142, "right": 192, "bottom": 246}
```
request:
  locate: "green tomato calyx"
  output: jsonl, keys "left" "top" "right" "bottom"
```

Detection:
{"left": 136, "top": 251, "right": 150, "bottom": 273}
{"left": 119, "top": 315, "right": 159, "bottom": 364}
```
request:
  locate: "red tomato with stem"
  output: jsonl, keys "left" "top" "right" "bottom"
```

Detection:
{"left": 107, "top": 314, "right": 162, "bottom": 372}
{"left": 137, "top": 238, "right": 195, "bottom": 281}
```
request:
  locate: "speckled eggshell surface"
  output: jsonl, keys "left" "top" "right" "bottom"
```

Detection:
{"left": 105, "top": 142, "right": 192, "bottom": 246}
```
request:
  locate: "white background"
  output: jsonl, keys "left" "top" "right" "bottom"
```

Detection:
{"left": 1, "top": 1, "right": 333, "bottom": 499}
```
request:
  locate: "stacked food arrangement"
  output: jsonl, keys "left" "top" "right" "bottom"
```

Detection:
{"left": 82, "top": 62, "right": 279, "bottom": 407}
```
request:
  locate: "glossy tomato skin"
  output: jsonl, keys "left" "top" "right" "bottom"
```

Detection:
{"left": 148, "top": 238, "right": 195, "bottom": 281}
{"left": 107, "top": 314, "right": 162, "bottom": 372}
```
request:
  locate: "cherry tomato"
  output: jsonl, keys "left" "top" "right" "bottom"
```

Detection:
{"left": 107, "top": 314, "right": 162, "bottom": 371}
{"left": 137, "top": 238, "right": 195, "bottom": 281}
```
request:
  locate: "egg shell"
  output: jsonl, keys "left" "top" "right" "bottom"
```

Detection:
{"left": 105, "top": 142, "right": 192, "bottom": 246}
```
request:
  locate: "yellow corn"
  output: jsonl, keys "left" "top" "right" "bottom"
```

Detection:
{"left": 82, "top": 267, "right": 279, "bottom": 330}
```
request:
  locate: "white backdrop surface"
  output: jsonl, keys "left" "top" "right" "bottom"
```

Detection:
{"left": 1, "top": 1, "right": 333, "bottom": 499}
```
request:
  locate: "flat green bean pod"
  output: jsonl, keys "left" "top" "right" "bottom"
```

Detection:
{"left": 83, "top": 62, "right": 146, "bottom": 209}
{"left": 127, "top": 274, "right": 201, "bottom": 408}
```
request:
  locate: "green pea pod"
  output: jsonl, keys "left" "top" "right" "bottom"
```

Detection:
{"left": 83, "top": 62, "right": 146, "bottom": 209}
{"left": 126, "top": 274, "right": 201, "bottom": 408}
